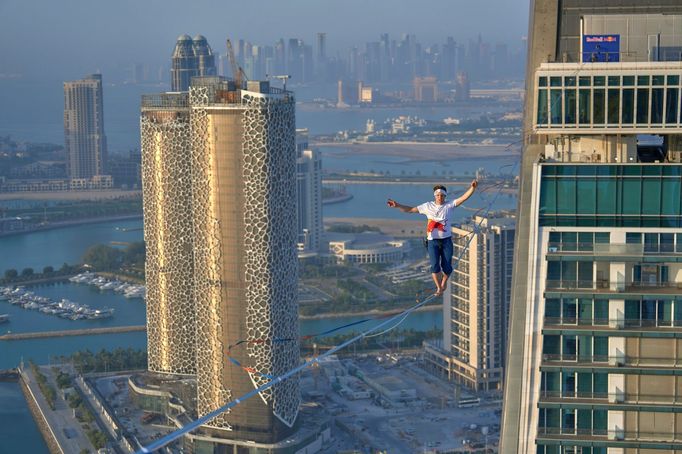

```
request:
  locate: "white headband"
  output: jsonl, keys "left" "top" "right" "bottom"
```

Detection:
{"left": 434, "top": 189, "right": 447, "bottom": 197}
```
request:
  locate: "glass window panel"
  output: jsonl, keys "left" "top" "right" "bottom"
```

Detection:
{"left": 623, "top": 75, "right": 635, "bottom": 86}
{"left": 666, "top": 88, "right": 679, "bottom": 124}
{"left": 593, "top": 76, "right": 605, "bottom": 87}
{"left": 658, "top": 300, "right": 673, "bottom": 326}
{"left": 547, "top": 261, "right": 561, "bottom": 281}
{"left": 652, "top": 75, "right": 665, "bottom": 86}
{"left": 594, "top": 373, "right": 607, "bottom": 394}
{"left": 577, "top": 180, "right": 596, "bottom": 217}
{"left": 593, "top": 410, "right": 607, "bottom": 431}
{"left": 578, "top": 232, "right": 594, "bottom": 251}
{"left": 550, "top": 77, "right": 562, "bottom": 87}
{"left": 596, "top": 178, "right": 616, "bottom": 214}
{"left": 545, "top": 371, "right": 561, "bottom": 392}
{"left": 557, "top": 179, "right": 577, "bottom": 213}
{"left": 578, "top": 262, "right": 593, "bottom": 286}
{"left": 593, "top": 89, "right": 605, "bottom": 124}
{"left": 651, "top": 88, "right": 664, "bottom": 123}
{"left": 622, "top": 178, "right": 642, "bottom": 215}
{"left": 537, "top": 89, "right": 548, "bottom": 125}
{"left": 550, "top": 89, "right": 562, "bottom": 124}
{"left": 546, "top": 298, "right": 561, "bottom": 319}
{"left": 633, "top": 265, "right": 641, "bottom": 282}
{"left": 642, "top": 299, "right": 656, "bottom": 323}
{"left": 563, "top": 298, "right": 577, "bottom": 322}
{"left": 642, "top": 178, "right": 661, "bottom": 215}
{"left": 562, "top": 408, "right": 575, "bottom": 432}
{"left": 595, "top": 232, "right": 610, "bottom": 243}
{"left": 608, "top": 76, "right": 620, "bottom": 86}
{"left": 626, "top": 233, "right": 642, "bottom": 244}
{"left": 577, "top": 372, "right": 592, "bottom": 394}
{"left": 578, "top": 335, "right": 592, "bottom": 359}
{"left": 577, "top": 409, "right": 592, "bottom": 430}
{"left": 625, "top": 299, "right": 640, "bottom": 323}
{"left": 539, "top": 76, "right": 548, "bottom": 87}
{"left": 540, "top": 178, "right": 556, "bottom": 215}
{"left": 667, "top": 75, "right": 679, "bottom": 85}
{"left": 549, "top": 231, "right": 560, "bottom": 244}
{"left": 636, "top": 88, "right": 650, "bottom": 124}
{"left": 579, "top": 89, "right": 591, "bottom": 124}
{"left": 661, "top": 233, "right": 674, "bottom": 252}
{"left": 644, "top": 233, "right": 658, "bottom": 252}
{"left": 594, "top": 336, "right": 608, "bottom": 357}
{"left": 565, "top": 76, "right": 576, "bottom": 87}
{"left": 579, "top": 76, "right": 591, "bottom": 87}
{"left": 608, "top": 89, "right": 620, "bottom": 124}
{"left": 543, "top": 334, "right": 560, "bottom": 354}
{"left": 637, "top": 75, "right": 650, "bottom": 85}
{"left": 564, "top": 89, "right": 577, "bottom": 124}
{"left": 675, "top": 298, "right": 682, "bottom": 324}
{"left": 547, "top": 408, "right": 560, "bottom": 428}
{"left": 578, "top": 298, "right": 592, "bottom": 323}
{"left": 622, "top": 88, "right": 634, "bottom": 123}
{"left": 562, "top": 232, "right": 577, "bottom": 251}
{"left": 594, "top": 299, "right": 609, "bottom": 324}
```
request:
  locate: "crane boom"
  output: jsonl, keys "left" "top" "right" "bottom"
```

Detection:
{"left": 226, "top": 39, "right": 246, "bottom": 88}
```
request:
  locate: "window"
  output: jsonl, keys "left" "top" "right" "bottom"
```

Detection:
{"left": 622, "top": 88, "right": 634, "bottom": 124}
{"left": 551, "top": 89, "right": 562, "bottom": 125}
{"left": 636, "top": 88, "right": 649, "bottom": 124}
{"left": 594, "top": 299, "right": 608, "bottom": 325}
{"left": 608, "top": 89, "right": 620, "bottom": 124}
{"left": 651, "top": 88, "right": 664, "bottom": 124}
{"left": 565, "top": 89, "right": 577, "bottom": 124}
{"left": 578, "top": 89, "right": 591, "bottom": 124}
{"left": 666, "top": 88, "right": 679, "bottom": 124}
{"left": 537, "top": 89, "right": 548, "bottom": 125}
{"left": 593, "top": 89, "right": 605, "bottom": 124}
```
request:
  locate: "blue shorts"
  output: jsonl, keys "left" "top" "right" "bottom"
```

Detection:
{"left": 427, "top": 237, "right": 453, "bottom": 275}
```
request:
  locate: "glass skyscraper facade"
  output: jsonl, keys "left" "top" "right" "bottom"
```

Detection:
{"left": 501, "top": 2, "right": 682, "bottom": 453}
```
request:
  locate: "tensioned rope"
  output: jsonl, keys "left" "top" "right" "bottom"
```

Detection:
{"left": 136, "top": 158, "right": 518, "bottom": 453}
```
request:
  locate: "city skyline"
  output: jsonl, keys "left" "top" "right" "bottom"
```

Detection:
{"left": 0, "top": 0, "right": 530, "bottom": 81}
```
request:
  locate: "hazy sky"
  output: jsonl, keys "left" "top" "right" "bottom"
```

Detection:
{"left": 0, "top": 0, "right": 530, "bottom": 80}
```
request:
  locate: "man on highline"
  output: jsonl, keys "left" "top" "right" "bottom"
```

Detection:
{"left": 387, "top": 180, "right": 477, "bottom": 296}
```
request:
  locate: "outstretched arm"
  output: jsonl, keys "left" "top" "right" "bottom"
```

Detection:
{"left": 387, "top": 199, "right": 419, "bottom": 213}
{"left": 454, "top": 180, "right": 478, "bottom": 206}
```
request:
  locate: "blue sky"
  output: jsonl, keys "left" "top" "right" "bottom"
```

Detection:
{"left": 0, "top": 0, "right": 530, "bottom": 80}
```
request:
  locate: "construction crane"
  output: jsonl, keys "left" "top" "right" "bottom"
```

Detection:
{"left": 226, "top": 39, "right": 247, "bottom": 89}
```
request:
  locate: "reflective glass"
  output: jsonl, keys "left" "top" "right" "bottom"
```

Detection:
{"left": 565, "top": 76, "right": 576, "bottom": 87}
{"left": 578, "top": 89, "right": 591, "bottom": 124}
{"left": 642, "top": 178, "right": 661, "bottom": 215}
{"left": 622, "top": 178, "right": 641, "bottom": 214}
{"left": 608, "top": 76, "right": 620, "bottom": 86}
{"left": 622, "top": 89, "right": 634, "bottom": 123}
{"left": 667, "top": 75, "right": 679, "bottom": 85}
{"left": 637, "top": 75, "right": 650, "bottom": 85}
{"left": 596, "top": 178, "right": 616, "bottom": 214}
{"left": 550, "top": 77, "right": 562, "bottom": 87}
{"left": 557, "top": 179, "right": 577, "bottom": 213}
{"left": 564, "top": 89, "right": 576, "bottom": 124}
{"left": 577, "top": 178, "right": 596, "bottom": 214}
{"left": 537, "top": 89, "right": 548, "bottom": 124}
{"left": 636, "top": 88, "right": 649, "bottom": 124}
{"left": 652, "top": 75, "right": 665, "bottom": 86}
{"left": 661, "top": 178, "right": 681, "bottom": 215}
{"left": 607, "top": 89, "right": 620, "bottom": 124}
{"left": 651, "top": 88, "right": 664, "bottom": 123}
{"left": 539, "top": 76, "right": 548, "bottom": 87}
{"left": 593, "top": 76, "right": 605, "bottom": 86}
{"left": 622, "top": 76, "right": 635, "bottom": 86}
{"left": 579, "top": 76, "right": 591, "bottom": 87}
{"left": 666, "top": 88, "right": 678, "bottom": 124}
{"left": 550, "top": 90, "right": 562, "bottom": 124}
{"left": 593, "top": 89, "right": 605, "bottom": 124}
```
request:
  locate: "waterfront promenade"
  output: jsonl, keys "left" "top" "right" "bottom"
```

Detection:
{"left": 0, "top": 325, "right": 146, "bottom": 341}
{"left": 19, "top": 365, "right": 91, "bottom": 454}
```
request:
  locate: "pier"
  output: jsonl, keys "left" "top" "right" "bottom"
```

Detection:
{"left": 0, "top": 325, "right": 146, "bottom": 341}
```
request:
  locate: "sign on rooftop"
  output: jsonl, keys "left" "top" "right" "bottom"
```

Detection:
{"left": 582, "top": 34, "right": 620, "bottom": 63}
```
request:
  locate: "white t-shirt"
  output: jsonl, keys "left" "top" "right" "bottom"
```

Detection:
{"left": 417, "top": 200, "right": 458, "bottom": 240}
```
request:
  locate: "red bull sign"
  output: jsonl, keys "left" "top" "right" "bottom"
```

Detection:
{"left": 583, "top": 34, "right": 620, "bottom": 62}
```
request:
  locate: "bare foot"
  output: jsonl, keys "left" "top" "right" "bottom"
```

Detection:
{"left": 434, "top": 286, "right": 443, "bottom": 296}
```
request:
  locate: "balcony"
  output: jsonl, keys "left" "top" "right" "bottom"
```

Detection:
{"left": 546, "top": 242, "right": 682, "bottom": 260}
{"left": 544, "top": 317, "right": 682, "bottom": 330}
{"left": 544, "top": 280, "right": 682, "bottom": 295}
{"left": 542, "top": 354, "right": 682, "bottom": 368}
{"left": 539, "top": 390, "right": 682, "bottom": 406}
{"left": 536, "top": 427, "right": 682, "bottom": 446}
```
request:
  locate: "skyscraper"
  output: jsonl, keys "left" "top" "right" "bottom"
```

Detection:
{"left": 501, "top": 2, "right": 682, "bottom": 453}
{"left": 63, "top": 74, "right": 107, "bottom": 179}
{"left": 140, "top": 92, "right": 196, "bottom": 375}
{"left": 189, "top": 77, "right": 299, "bottom": 447}
{"left": 170, "top": 34, "right": 217, "bottom": 92}
{"left": 295, "top": 129, "right": 322, "bottom": 252}
{"left": 425, "top": 216, "right": 515, "bottom": 391}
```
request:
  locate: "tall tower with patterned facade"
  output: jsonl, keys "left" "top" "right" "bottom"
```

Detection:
{"left": 501, "top": 2, "right": 682, "bottom": 453}
{"left": 140, "top": 92, "right": 196, "bottom": 375}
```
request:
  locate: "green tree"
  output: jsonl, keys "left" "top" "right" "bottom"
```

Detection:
{"left": 42, "top": 266, "right": 54, "bottom": 274}
{"left": 21, "top": 268, "right": 34, "bottom": 277}
{"left": 82, "top": 245, "right": 122, "bottom": 270}
{"left": 4, "top": 269, "right": 17, "bottom": 279}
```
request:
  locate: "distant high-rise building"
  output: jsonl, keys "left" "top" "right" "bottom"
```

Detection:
{"left": 170, "top": 34, "right": 216, "bottom": 91}
{"left": 63, "top": 74, "right": 107, "bottom": 179}
{"left": 413, "top": 76, "right": 438, "bottom": 102}
{"left": 316, "top": 32, "right": 327, "bottom": 79}
{"left": 501, "top": 2, "right": 682, "bottom": 453}
{"left": 189, "top": 77, "right": 300, "bottom": 447}
{"left": 455, "top": 71, "right": 470, "bottom": 101}
{"left": 140, "top": 92, "right": 195, "bottom": 376}
{"left": 425, "top": 216, "right": 515, "bottom": 391}
{"left": 295, "top": 129, "right": 322, "bottom": 252}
